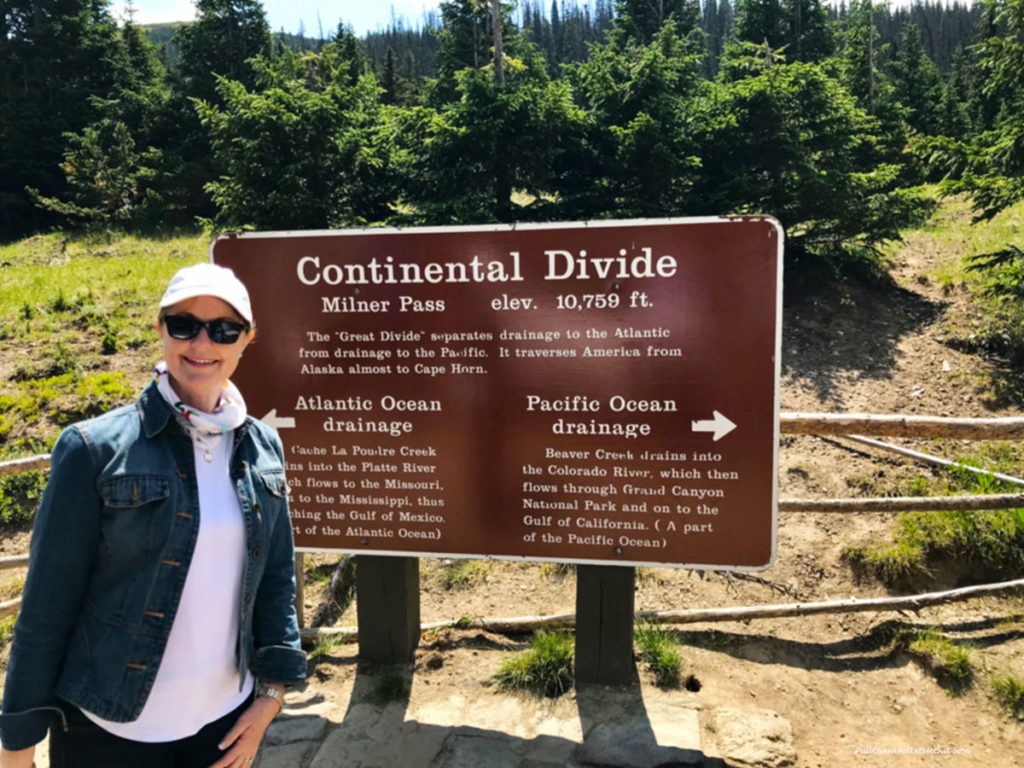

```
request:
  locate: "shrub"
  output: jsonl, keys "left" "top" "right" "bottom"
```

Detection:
{"left": 991, "top": 673, "right": 1024, "bottom": 719}
{"left": 435, "top": 559, "right": 491, "bottom": 590}
{"left": 495, "top": 630, "right": 574, "bottom": 698}
{"left": 0, "top": 471, "right": 46, "bottom": 526}
{"left": 635, "top": 621, "right": 683, "bottom": 688}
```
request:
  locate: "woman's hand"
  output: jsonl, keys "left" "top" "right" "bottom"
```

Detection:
{"left": 0, "top": 745, "right": 35, "bottom": 768}
{"left": 207, "top": 690, "right": 282, "bottom": 768}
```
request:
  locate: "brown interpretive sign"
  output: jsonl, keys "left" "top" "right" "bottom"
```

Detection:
{"left": 213, "top": 217, "right": 782, "bottom": 570}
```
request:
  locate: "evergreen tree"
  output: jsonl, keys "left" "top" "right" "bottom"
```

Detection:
{"left": 730, "top": 0, "right": 832, "bottom": 64}
{"left": 565, "top": 22, "right": 705, "bottom": 216}
{"left": 174, "top": 0, "right": 272, "bottom": 104}
{"left": 919, "top": 0, "right": 1024, "bottom": 220}
{"left": 693, "top": 60, "right": 933, "bottom": 272}
{"left": 165, "top": 0, "right": 273, "bottom": 220}
{"left": 382, "top": 47, "right": 401, "bottom": 104}
{"left": 334, "top": 21, "right": 369, "bottom": 85}
{"left": 888, "top": 22, "right": 941, "bottom": 136}
{"left": 613, "top": 0, "right": 702, "bottom": 46}
{"left": 0, "top": 0, "right": 124, "bottom": 236}
{"left": 409, "top": 5, "right": 586, "bottom": 222}
{"left": 937, "top": 45, "right": 974, "bottom": 139}
{"left": 200, "top": 46, "right": 398, "bottom": 228}
{"left": 29, "top": 18, "right": 170, "bottom": 228}
{"left": 433, "top": 0, "right": 501, "bottom": 104}
{"left": 841, "top": 0, "right": 883, "bottom": 113}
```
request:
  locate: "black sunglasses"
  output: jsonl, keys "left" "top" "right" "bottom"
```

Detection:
{"left": 164, "top": 314, "right": 248, "bottom": 344}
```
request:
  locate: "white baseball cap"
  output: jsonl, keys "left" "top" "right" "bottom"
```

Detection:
{"left": 159, "top": 263, "right": 253, "bottom": 325}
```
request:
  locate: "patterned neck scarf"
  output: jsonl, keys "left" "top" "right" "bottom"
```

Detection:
{"left": 153, "top": 362, "right": 247, "bottom": 461}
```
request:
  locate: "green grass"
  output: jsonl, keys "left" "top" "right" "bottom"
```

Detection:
{"left": 889, "top": 626, "right": 974, "bottom": 691}
{"left": 0, "top": 230, "right": 207, "bottom": 449}
{"left": 307, "top": 633, "right": 346, "bottom": 661}
{"left": 539, "top": 561, "right": 575, "bottom": 580}
{"left": 0, "top": 615, "right": 17, "bottom": 646}
{"left": 990, "top": 673, "right": 1024, "bottom": 720}
{"left": 434, "top": 559, "right": 491, "bottom": 590}
{"left": 494, "top": 630, "right": 574, "bottom": 698}
{"left": 371, "top": 666, "right": 410, "bottom": 705}
{"left": 634, "top": 621, "right": 683, "bottom": 688}
{"left": 842, "top": 506, "right": 1024, "bottom": 588}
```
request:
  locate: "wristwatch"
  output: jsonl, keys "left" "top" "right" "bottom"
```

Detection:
{"left": 255, "top": 682, "right": 285, "bottom": 709}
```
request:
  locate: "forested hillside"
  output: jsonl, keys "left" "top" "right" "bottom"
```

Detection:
{"left": 1, "top": 0, "right": 1022, "bottom": 291}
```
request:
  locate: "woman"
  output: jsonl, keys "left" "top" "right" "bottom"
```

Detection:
{"left": 0, "top": 263, "right": 306, "bottom": 768}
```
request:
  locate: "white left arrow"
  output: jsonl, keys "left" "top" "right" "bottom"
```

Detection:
{"left": 691, "top": 411, "right": 736, "bottom": 442}
{"left": 261, "top": 409, "right": 296, "bottom": 431}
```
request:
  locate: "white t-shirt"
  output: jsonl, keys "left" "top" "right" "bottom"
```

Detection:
{"left": 84, "top": 433, "right": 254, "bottom": 741}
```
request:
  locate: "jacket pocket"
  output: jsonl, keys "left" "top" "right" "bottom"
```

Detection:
{"left": 259, "top": 470, "right": 289, "bottom": 500}
{"left": 100, "top": 474, "right": 170, "bottom": 508}
{"left": 96, "top": 474, "right": 172, "bottom": 578}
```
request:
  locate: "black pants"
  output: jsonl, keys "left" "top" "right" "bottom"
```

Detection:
{"left": 49, "top": 695, "right": 258, "bottom": 768}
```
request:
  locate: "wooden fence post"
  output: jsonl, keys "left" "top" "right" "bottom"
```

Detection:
{"left": 356, "top": 555, "right": 420, "bottom": 663}
{"left": 575, "top": 564, "right": 635, "bottom": 686}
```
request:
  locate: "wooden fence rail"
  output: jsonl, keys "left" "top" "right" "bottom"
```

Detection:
{"left": 298, "top": 576, "right": 1024, "bottom": 642}
{"left": 3, "top": 412, "right": 1024, "bottom": 627}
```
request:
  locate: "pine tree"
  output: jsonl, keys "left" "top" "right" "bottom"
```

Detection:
{"left": 29, "top": 17, "right": 171, "bottom": 228}
{"left": 382, "top": 47, "right": 401, "bottom": 104}
{"left": 433, "top": 0, "right": 500, "bottom": 104}
{"left": 731, "top": 0, "right": 832, "bottom": 63}
{"left": 889, "top": 22, "right": 941, "bottom": 136}
{"left": 613, "top": 0, "right": 702, "bottom": 46}
{"left": 0, "top": 0, "right": 124, "bottom": 235}
{"left": 165, "top": 0, "right": 273, "bottom": 219}
{"left": 174, "top": 0, "right": 272, "bottom": 104}
{"left": 335, "top": 21, "right": 369, "bottom": 85}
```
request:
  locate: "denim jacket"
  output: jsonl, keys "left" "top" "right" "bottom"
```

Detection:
{"left": 0, "top": 380, "right": 307, "bottom": 750}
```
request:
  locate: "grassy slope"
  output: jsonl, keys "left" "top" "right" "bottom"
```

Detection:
{"left": 0, "top": 231, "right": 207, "bottom": 452}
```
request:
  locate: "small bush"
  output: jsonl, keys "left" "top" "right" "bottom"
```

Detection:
{"left": 371, "top": 666, "right": 409, "bottom": 705}
{"left": 0, "top": 615, "right": 17, "bottom": 646}
{"left": 495, "top": 630, "right": 574, "bottom": 698}
{"left": 50, "top": 290, "right": 72, "bottom": 313}
{"left": 307, "top": 633, "right": 345, "bottom": 661}
{"left": 635, "top": 621, "right": 683, "bottom": 688}
{"left": 100, "top": 328, "right": 119, "bottom": 354}
{"left": 990, "top": 674, "right": 1024, "bottom": 719}
{"left": 435, "top": 559, "right": 490, "bottom": 590}
{"left": 0, "top": 471, "right": 46, "bottom": 526}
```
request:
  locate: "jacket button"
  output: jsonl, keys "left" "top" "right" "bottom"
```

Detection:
{"left": 253, "top": 548, "right": 261, "bottom": 559}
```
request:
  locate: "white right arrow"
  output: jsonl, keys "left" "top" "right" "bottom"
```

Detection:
{"left": 261, "top": 409, "right": 296, "bottom": 431}
{"left": 691, "top": 411, "right": 736, "bottom": 441}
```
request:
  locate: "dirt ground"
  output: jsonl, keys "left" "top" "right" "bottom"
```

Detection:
{"left": 299, "top": 202, "right": 1024, "bottom": 767}
{"left": 3, "top": 202, "right": 1023, "bottom": 766}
